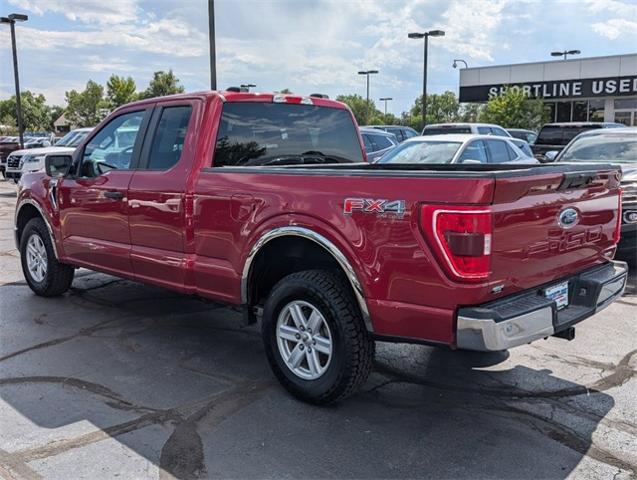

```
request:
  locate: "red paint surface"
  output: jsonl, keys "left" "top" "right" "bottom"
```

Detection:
{"left": 16, "top": 91, "right": 622, "bottom": 346}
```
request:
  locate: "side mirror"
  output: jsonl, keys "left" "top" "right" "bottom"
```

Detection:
{"left": 544, "top": 151, "right": 559, "bottom": 162}
{"left": 45, "top": 154, "right": 73, "bottom": 177}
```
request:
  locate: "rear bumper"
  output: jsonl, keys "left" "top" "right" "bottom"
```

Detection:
{"left": 456, "top": 261, "right": 628, "bottom": 351}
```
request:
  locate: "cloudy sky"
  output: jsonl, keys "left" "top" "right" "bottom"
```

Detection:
{"left": 0, "top": 0, "right": 636, "bottom": 114}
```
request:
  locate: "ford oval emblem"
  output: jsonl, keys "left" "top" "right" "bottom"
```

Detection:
{"left": 558, "top": 208, "right": 579, "bottom": 229}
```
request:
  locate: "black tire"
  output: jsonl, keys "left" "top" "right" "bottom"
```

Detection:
{"left": 20, "top": 217, "right": 74, "bottom": 296}
{"left": 262, "top": 269, "right": 374, "bottom": 405}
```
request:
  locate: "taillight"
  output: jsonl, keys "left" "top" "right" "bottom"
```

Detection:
{"left": 420, "top": 205, "right": 492, "bottom": 282}
{"left": 614, "top": 189, "right": 622, "bottom": 243}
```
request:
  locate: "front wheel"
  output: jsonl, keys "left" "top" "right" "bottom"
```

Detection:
{"left": 262, "top": 269, "right": 374, "bottom": 404}
{"left": 20, "top": 217, "right": 74, "bottom": 296}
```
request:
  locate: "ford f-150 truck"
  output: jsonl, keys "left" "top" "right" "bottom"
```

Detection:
{"left": 14, "top": 91, "right": 628, "bottom": 404}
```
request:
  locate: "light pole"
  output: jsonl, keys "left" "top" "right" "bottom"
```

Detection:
{"left": 452, "top": 59, "right": 468, "bottom": 69}
{"left": 208, "top": 0, "right": 217, "bottom": 90}
{"left": 1, "top": 13, "right": 28, "bottom": 149}
{"left": 551, "top": 50, "right": 581, "bottom": 60}
{"left": 240, "top": 83, "right": 256, "bottom": 92}
{"left": 379, "top": 97, "right": 392, "bottom": 123}
{"left": 358, "top": 70, "right": 378, "bottom": 124}
{"left": 408, "top": 29, "right": 445, "bottom": 128}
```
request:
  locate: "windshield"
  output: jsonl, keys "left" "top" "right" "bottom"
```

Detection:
{"left": 559, "top": 134, "right": 637, "bottom": 163}
{"left": 422, "top": 127, "right": 472, "bottom": 135}
{"left": 68, "top": 131, "right": 90, "bottom": 148}
{"left": 55, "top": 131, "right": 81, "bottom": 147}
{"left": 214, "top": 102, "right": 363, "bottom": 167}
{"left": 377, "top": 140, "right": 462, "bottom": 164}
{"left": 536, "top": 126, "right": 600, "bottom": 145}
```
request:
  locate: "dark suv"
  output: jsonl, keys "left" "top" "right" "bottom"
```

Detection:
{"left": 366, "top": 125, "right": 419, "bottom": 143}
{"left": 532, "top": 122, "right": 625, "bottom": 161}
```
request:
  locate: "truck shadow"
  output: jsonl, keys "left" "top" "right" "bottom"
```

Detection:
{"left": 0, "top": 273, "right": 632, "bottom": 478}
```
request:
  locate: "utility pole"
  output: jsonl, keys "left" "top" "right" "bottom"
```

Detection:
{"left": 208, "top": 0, "right": 217, "bottom": 90}
{"left": 1, "top": 14, "right": 28, "bottom": 148}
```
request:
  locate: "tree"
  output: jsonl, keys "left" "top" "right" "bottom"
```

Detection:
{"left": 106, "top": 75, "right": 137, "bottom": 108}
{"left": 459, "top": 103, "right": 484, "bottom": 123}
{"left": 65, "top": 80, "right": 107, "bottom": 127}
{"left": 278, "top": 88, "right": 292, "bottom": 94}
{"left": 409, "top": 91, "right": 461, "bottom": 132}
{"left": 141, "top": 70, "right": 185, "bottom": 99}
{"left": 479, "top": 87, "right": 548, "bottom": 129}
{"left": 336, "top": 94, "right": 381, "bottom": 125}
{"left": 0, "top": 91, "right": 51, "bottom": 132}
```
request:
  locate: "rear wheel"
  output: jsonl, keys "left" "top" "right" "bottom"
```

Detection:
{"left": 262, "top": 269, "right": 374, "bottom": 404}
{"left": 20, "top": 217, "right": 74, "bottom": 296}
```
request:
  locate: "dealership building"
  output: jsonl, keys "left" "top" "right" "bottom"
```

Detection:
{"left": 459, "top": 53, "right": 637, "bottom": 126}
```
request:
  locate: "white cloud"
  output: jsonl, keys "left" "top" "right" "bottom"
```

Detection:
{"left": 585, "top": 0, "right": 637, "bottom": 39}
{"left": 592, "top": 18, "right": 637, "bottom": 39}
{"left": 7, "top": 0, "right": 142, "bottom": 25}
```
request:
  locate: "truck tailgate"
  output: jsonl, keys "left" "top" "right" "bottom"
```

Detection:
{"left": 490, "top": 167, "right": 622, "bottom": 290}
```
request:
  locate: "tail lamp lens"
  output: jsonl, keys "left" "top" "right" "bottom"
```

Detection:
{"left": 614, "top": 189, "right": 622, "bottom": 243}
{"left": 421, "top": 206, "right": 492, "bottom": 281}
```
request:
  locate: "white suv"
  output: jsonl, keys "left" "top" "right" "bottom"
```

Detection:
{"left": 422, "top": 123, "right": 511, "bottom": 137}
{"left": 5, "top": 128, "right": 92, "bottom": 183}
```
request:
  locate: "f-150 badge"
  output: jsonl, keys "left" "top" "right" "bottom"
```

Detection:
{"left": 343, "top": 198, "right": 406, "bottom": 216}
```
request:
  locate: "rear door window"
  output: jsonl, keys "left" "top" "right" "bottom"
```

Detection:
{"left": 145, "top": 105, "right": 193, "bottom": 170}
{"left": 371, "top": 134, "right": 393, "bottom": 150}
{"left": 477, "top": 127, "right": 491, "bottom": 135}
{"left": 214, "top": 102, "right": 364, "bottom": 167}
{"left": 505, "top": 142, "right": 519, "bottom": 160}
{"left": 362, "top": 134, "right": 374, "bottom": 152}
{"left": 458, "top": 140, "right": 488, "bottom": 163}
{"left": 485, "top": 139, "right": 510, "bottom": 163}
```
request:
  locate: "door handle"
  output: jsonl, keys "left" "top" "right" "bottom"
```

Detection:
{"left": 104, "top": 191, "right": 124, "bottom": 200}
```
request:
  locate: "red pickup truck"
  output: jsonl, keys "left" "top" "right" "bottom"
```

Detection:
{"left": 14, "top": 91, "right": 628, "bottom": 404}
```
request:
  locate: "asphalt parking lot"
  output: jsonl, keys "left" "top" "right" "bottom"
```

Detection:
{"left": 0, "top": 179, "right": 635, "bottom": 480}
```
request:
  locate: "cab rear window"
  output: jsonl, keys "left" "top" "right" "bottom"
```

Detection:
{"left": 422, "top": 127, "right": 472, "bottom": 135}
{"left": 213, "top": 103, "right": 364, "bottom": 167}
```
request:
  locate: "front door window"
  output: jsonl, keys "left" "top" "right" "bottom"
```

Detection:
{"left": 80, "top": 111, "right": 146, "bottom": 177}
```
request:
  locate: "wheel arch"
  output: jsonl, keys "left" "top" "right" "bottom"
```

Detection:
{"left": 15, "top": 199, "right": 60, "bottom": 260}
{"left": 241, "top": 226, "right": 372, "bottom": 332}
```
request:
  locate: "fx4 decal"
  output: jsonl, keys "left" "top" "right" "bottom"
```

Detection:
{"left": 343, "top": 198, "right": 406, "bottom": 216}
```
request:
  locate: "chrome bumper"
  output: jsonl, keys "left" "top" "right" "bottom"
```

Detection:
{"left": 456, "top": 261, "right": 628, "bottom": 351}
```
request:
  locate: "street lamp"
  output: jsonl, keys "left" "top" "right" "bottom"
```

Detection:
{"left": 452, "top": 59, "right": 468, "bottom": 69}
{"left": 551, "top": 50, "right": 581, "bottom": 60}
{"left": 240, "top": 83, "right": 256, "bottom": 92}
{"left": 1, "top": 13, "right": 28, "bottom": 149}
{"left": 358, "top": 70, "right": 379, "bottom": 123}
{"left": 408, "top": 29, "right": 445, "bottom": 128}
{"left": 379, "top": 97, "right": 392, "bottom": 123}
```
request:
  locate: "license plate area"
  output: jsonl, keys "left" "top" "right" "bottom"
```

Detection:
{"left": 544, "top": 281, "right": 569, "bottom": 310}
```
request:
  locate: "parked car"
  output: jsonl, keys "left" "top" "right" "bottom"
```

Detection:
{"left": 5, "top": 128, "right": 93, "bottom": 183}
{"left": 15, "top": 91, "right": 626, "bottom": 404}
{"left": 360, "top": 127, "right": 398, "bottom": 161}
{"left": 507, "top": 128, "right": 537, "bottom": 144}
{"left": 366, "top": 125, "right": 419, "bottom": 143}
{"left": 532, "top": 122, "right": 625, "bottom": 162}
{"left": 556, "top": 127, "right": 637, "bottom": 262}
{"left": 422, "top": 122, "right": 511, "bottom": 137}
{"left": 376, "top": 134, "right": 538, "bottom": 165}
{"left": 0, "top": 136, "right": 21, "bottom": 177}
{"left": 509, "top": 137, "right": 534, "bottom": 157}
